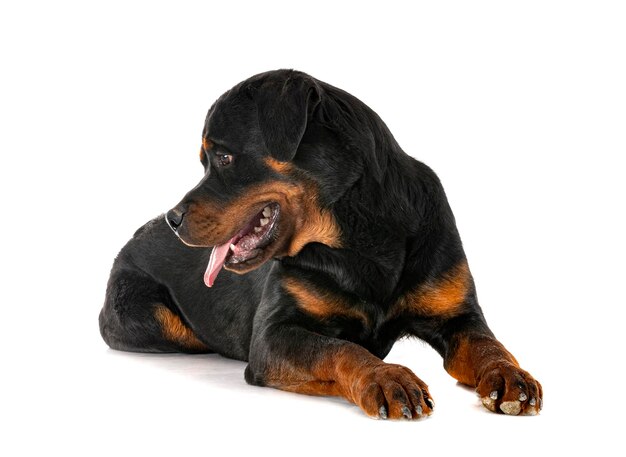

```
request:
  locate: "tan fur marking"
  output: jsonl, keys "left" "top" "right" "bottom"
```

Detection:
{"left": 201, "top": 137, "right": 213, "bottom": 150}
{"left": 154, "top": 305, "right": 208, "bottom": 351}
{"left": 287, "top": 205, "right": 341, "bottom": 256}
{"left": 262, "top": 343, "right": 434, "bottom": 419}
{"left": 446, "top": 334, "right": 519, "bottom": 386}
{"left": 398, "top": 260, "right": 471, "bottom": 317}
{"left": 264, "top": 157, "right": 342, "bottom": 255}
{"left": 263, "top": 344, "right": 381, "bottom": 400}
{"left": 184, "top": 158, "right": 341, "bottom": 257}
{"left": 265, "top": 157, "right": 293, "bottom": 175}
{"left": 283, "top": 277, "right": 368, "bottom": 324}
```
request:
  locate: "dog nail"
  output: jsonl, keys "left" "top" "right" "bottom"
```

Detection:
{"left": 416, "top": 405, "right": 423, "bottom": 416}
{"left": 529, "top": 397, "right": 536, "bottom": 407}
{"left": 490, "top": 391, "right": 498, "bottom": 400}
{"left": 539, "top": 398, "right": 543, "bottom": 410}
{"left": 379, "top": 406, "right": 388, "bottom": 419}
{"left": 519, "top": 392, "right": 528, "bottom": 402}
{"left": 426, "top": 398, "right": 434, "bottom": 409}
{"left": 402, "top": 405, "right": 412, "bottom": 419}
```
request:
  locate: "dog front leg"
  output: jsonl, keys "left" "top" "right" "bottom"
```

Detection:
{"left": 441, "top": 321, "right": 543, "bottom": 416}
{"left": 245, "top": 324, "right": 434, "bottom": 420}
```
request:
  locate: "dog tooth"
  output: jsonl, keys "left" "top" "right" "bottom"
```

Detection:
{"left": 263, "top": 207, "right": 271, "bottom": 217}
{"left": 230, "top": 244, "right": 236, "bottom": 251}
{"left": 260, "top": 218, "right": 269, "bottom": 226}
{"left": 254, "top": 227, "right": 262, "bottom": 233}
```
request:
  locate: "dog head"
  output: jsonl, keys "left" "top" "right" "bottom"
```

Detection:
{"left": 167, "top": 70, "right": 360, "bottom": 287}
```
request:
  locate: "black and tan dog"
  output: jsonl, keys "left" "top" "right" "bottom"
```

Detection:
{"left": 99, "top": 70, "right": 542, "bottom": 419}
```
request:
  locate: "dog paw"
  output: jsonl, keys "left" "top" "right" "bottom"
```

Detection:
{"left": 352, "top": 364, "right": 434, "bottom": 420}
{"left": 477, "top": 362, "right": 542, "bottom": 416}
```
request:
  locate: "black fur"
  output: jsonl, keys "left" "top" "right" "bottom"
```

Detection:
{"left": 100, "top": 70, "right": 540, "bottom": 417}
{"left": 100, "top": 68, "right": 470, "bottom": 361}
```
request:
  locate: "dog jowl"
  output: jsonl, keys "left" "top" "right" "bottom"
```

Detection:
{"left": 100, "top": 69, "right": 542, "bottom": 419}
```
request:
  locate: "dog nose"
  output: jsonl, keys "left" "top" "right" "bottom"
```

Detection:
{"left": 166, "top": 208, "right": 186, "bottom": 231}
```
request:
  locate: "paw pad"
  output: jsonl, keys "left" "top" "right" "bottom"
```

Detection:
{"left": 500, "top": 400, "right": 522, "bottom": 415}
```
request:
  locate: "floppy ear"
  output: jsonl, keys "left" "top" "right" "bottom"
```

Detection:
{"left": 253, "top": 74, "right": 320, "bottom": 162}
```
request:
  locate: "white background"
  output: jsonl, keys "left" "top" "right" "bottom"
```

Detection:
{"left": 1, "top": 1, "right": 624, "bottom": 455}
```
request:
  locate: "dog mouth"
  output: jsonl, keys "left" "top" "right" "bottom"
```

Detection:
{"left": 204, "top": 202, "right": 280, "bottom": 287}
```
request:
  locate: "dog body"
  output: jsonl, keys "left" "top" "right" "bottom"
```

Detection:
{"left": 99, "top": 70, "right": 542, "bottom": 419}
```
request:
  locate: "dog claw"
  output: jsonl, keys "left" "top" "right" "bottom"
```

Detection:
{"left": 401, "top": 405, "right": 412, "bottom": 419}
{"left": 416, "top": 405, "right": 423, "bottom": 416}
{"left": 529, "top": 397, "right": 536, "bottom": 407}
{"left": 519, "top": 392, "right": 528, "bottom": 402}
{"left": 379, "top": 406, "right": 388, "bottom": 419}
{"left": 490, "top": 391, "right": 498, "bottom": 400}
{"left": 425, "top": 397, "right": 435, "bottom": 409}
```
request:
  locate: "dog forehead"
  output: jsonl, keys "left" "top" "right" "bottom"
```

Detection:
{"left": 204, "top": 87, "right": 264, "bottom": 155}
{"left": 203, "top": 70, "right": 309, "bottom": 156}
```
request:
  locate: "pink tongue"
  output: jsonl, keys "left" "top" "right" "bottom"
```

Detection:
{"left": 204, "top": 236, "right": 236, "bottom": 287}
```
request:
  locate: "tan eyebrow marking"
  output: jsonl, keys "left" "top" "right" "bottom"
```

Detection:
{"left": 202, "top": 137, "right": 214, "bottom": 150}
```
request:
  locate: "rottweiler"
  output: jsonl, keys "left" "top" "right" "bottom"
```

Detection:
{"left": 99, "top": 69, "right": 542, "bottom": 419}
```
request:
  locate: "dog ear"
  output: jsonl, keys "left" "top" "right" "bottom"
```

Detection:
{"left": 252, "top": 73, "right": 320, "bottom": 162}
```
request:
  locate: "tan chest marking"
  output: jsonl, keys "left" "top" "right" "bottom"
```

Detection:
{"left": 397, "top": 260, "right": 471, "bottom": 317}
{"left": 283, "top": 277, "right": 369, "bottom": 324}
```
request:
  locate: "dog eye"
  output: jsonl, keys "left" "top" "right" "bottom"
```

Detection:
{"left": 218, "top": 153, "right": 233, "bottom": 167}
